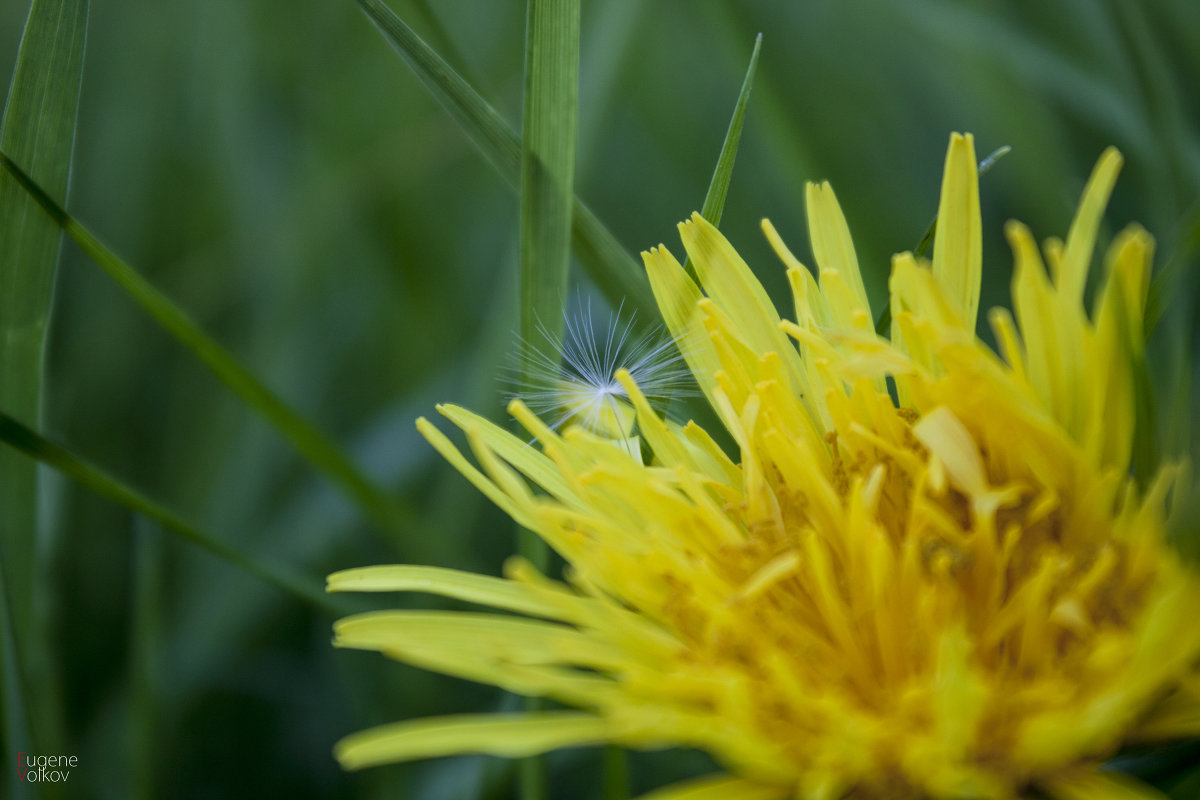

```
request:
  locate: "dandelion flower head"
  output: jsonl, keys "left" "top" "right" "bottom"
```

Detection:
{"left": 329, "top": 134, "right": 1200, "bottom": 800}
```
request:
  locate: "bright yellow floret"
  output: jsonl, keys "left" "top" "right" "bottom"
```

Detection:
{"left": 329, "top": 133, "right": 1200, "bottom": 800}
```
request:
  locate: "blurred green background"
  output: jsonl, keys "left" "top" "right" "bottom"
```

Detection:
{"left": 1, "top": 0, "right": 1198, "bottom": 797}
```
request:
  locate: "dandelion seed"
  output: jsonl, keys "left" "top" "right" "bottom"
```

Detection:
{"left": 506, "top": 296, "right": 696, "bottom": 442}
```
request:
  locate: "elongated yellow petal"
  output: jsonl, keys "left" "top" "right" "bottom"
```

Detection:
{"left": 643, "top": 244, "right": 722, "bottom": 403}
{"left": 678, "top": 213, "right": 808, "bottom": 396}
{"left": 762, "top": 217, "right": 831, "bottom": 332}
{"left": 805, "top": 181, "right": 871, "bottom": 317}
{"left": 416, "top": 417, "right": 537, "bottom": 530}
{"left": 1058, "top": 147, "right": 1123, "bottom": 302}
{"left": 333, "top": 611, "right": 622, "bottom": 667}
{"left": 335, "top": 712, "right": 612, "bottom": 771}
{"left": 1007, "top": 221, "right": 1064, "bottom": 421}
{"left": 334, "top": 611, "right": 631, "bottom": 705}
{"left": 932, "top": 132, "right": 982, "bottom": 330}
{"left": 326, "top": 564, "right": 590, "bottom": 623}
{"left": 438, "top": 403, "right": 581, "bottom": 506}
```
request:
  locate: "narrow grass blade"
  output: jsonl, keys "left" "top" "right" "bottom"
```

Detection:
{"left": 0, "top": 152, "right": 410, "bottom": 543}
{"left": 0, "top": 412, "right": 338, "bottom": 612}
{"left": 518, "top": 0, "right": 579, "bottom": 391}
{"left": 603, "top": 744, "right": 629, "bottom": 800}
{"left": 354, "top": 0, "right": 655, "bottom": 316}
{"left": 682, "top": 33, "right": 761, "bottom": 279}
{"left": 517, "top": 1, "right": 580, "bottom": 796}
{"left": 1144, "top": 205, "right": 1200, "bottom": 336}
{"left": 0, "top": 0, "right": 88, "bottom": 787}
{"left": 700, "top": 34, "right": 761, "bottom": 227}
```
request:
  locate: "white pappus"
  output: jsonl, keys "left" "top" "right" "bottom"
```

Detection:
{"left": 507, "top": 297, "right": 696, "bottom": 444}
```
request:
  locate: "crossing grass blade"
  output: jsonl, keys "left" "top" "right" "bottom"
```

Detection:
{"left": 0, "top": 151, "right": 412, "bottom": 545}
{"left": 700, "top": 34, "right": 761, "bottom": 228}
{"left": 516, "top": 2, "right": 580, "bottom": 797}
{"left": 518, "top": 0, "right": 579, "bottom": 364}
{"left": 354, "top": 0, "right": 655, "bottom": 317}
{"left": 682, "top": 32, "right": 762, "bottom": 279}
{"left": 0, "top": 411, "right": 339, "bottom": 612}
{"left": 0, "top": 0, "right": 88, "bottom": 789}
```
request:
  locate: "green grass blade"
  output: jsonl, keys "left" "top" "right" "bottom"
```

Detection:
{"left": 0, "top": 151, "right": 411, "bottom": 543}
{"left": 700, "top": 34, "right": 761, "bottom": 227}
{"left": 354, "top": 0, "right": 655, "bottom": 316}
{"left": 681, "top": 33, "right": 761, "bottom": 278}
{"left": 0, "top": 411, "right": 337, "bottom": 612}
{"left": 1145, "top": 204, "right": 1200, "bottom": 336}
{"left": 0, "top": 0, "right": 88, "bottom": 788}
{"left": 602, "top": 744, "right": 629, "bottom": 800}
{"left": 517, "top": 2, "right": 579, "bottom": 797}
{"left": 356, "top": 0, "right": 518, "bottom": 180}
{"left": 519, "top": 0, "right": 579, "bottom": 378}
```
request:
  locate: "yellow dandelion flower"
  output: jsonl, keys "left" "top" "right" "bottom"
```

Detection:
{"left": 329, "top": 133, "right": 1200, "bottom": 800}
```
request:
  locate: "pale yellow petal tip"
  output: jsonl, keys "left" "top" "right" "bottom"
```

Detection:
{"left": 943, "top": 132, "right": 978, "bottom": 187}
{"left": 948, "top": 130, "right": 975, "bottom": 147}
{"left": 501, "top": 554, "right": 532, "bottom": 580}
{"left": 1098, "top": 145, "right": 1124, "bottom": 172}
{"left": 1003, "top": 219, "right": 1033, "bottom": 244}
{"left": 641, "top": 244, "right": 674, "bottom": 266}
{"left": 332, "top": 741, "right": 360, "bottom": 771}
{"left": 678, "top": 211, "right": 714, "bottom": 241}
{"left": 326, "top": 568, "right": 356, "bottom": 593}
{"left": 805, "top": 180, "right": 830, "bottom": 195}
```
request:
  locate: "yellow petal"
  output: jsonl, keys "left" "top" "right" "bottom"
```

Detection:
{"left": 678, "top": 213, "right": 808, "bottom": 396}
{"left": 643, "top": 244, "right": 722, "bottom": 402}
{"left": 805, "top": 181, "right": 872, "bottom": 317}
{"left": 326, "top": 564, "right": 589, "bottom": 623}
{"left": 1008, "top": 221, "right": 1066, "bottom": 422}
{"left": 335, "top": 712, "right": 612, "bottom": 771}
{"left": 1058, "top": 147, "right": 1123, "bottom": 303}
{"left": 334, "top": 611, "right": 630, "bottom": 704}
{"left": 333, "top": 610, "right": 622, "bottom": 666}
{"left": 439, "top": 403, "right": 581, "bottom": 507}
{"left": 416, "top": 417, "right": 537, "bottom": 530}
{"left": 761, "top": 217, "right": 831, "bottom": 331}
{"left": 912, "top": 407, "right": 985, "bottom": 493}
{"left": 932, "top": 132, "right": 982, "bottom": 330}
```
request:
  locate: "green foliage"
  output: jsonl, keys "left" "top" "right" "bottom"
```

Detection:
{"left": 0, "top": 2, "right": 86, "bottom": 795}
{"left": 0, "top": 151, "right": 410, "bottom": 542}
{"left": 0, "top": 411, "right": 335, "bottom": 610}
